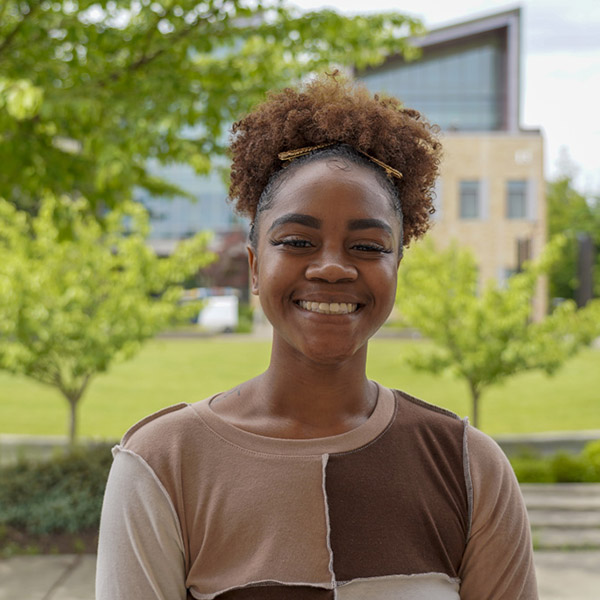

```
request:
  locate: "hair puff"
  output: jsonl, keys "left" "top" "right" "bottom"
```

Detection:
{"left": 229, "top": 74, "right": 442, "bottom": 246}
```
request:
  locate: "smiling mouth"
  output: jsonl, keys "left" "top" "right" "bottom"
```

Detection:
{"left": 296, "top": 300, "right": 359, "bottom": 315}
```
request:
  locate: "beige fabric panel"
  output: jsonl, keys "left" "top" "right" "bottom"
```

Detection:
{"left": 458, "top": 426, "right": 538, "bottom": 599}
{"left": 122, "top": 404, "right": 333, "bottom": 596}
{"left": 96, "top": 448, "right": 187, "bottom": 600}
{"left": 336, "top": 573, "right": 460, "bottom": 599}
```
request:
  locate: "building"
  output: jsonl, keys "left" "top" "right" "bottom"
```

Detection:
{"left": 135, "top": 160, "right": 249, "bottom": 299}
{"left": 141, "top": 8, "right": 546, "bottom": 315}
{"left": 136, "top": 160, "right": 245, "bottom": 253}
{"left": 359, "top": 8, "right": 547, "bottom": 317}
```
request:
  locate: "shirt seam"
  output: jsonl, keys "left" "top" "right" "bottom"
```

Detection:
{"left": 462, "top": 419, "right": 474, "bottom": 543}
{"left": 321, "top": 453, "right": 336, "bottom": 589}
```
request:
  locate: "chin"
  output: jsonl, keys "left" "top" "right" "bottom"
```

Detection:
{"left": 296, "top": 338, "right": 366, "bottom": 366}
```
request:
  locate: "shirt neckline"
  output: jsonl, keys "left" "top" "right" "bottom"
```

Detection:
{"left": 190, "top": 382, "right": 397, "bottom": 456}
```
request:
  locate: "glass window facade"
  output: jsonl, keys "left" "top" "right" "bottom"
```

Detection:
{"left": 506, "top": 180, "right": 528, "bottom": 219}
{"left": 459, "top": 180, "right": 481, "bottom": 219}
{"left": 135, "top": 161, "right": 245, "bottom": 239}
{"left": 360, "top": 40, "right": 504, "bottom": 131}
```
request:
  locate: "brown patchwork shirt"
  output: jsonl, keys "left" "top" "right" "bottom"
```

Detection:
{"left": 96, "top": 386, "right": 538, "bottom": 599}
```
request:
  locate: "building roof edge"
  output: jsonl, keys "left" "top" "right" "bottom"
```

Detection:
{"left": 412, "top": 6, "right": 521, "bottom": 48}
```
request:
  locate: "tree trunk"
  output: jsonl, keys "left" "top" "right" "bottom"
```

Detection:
{"left": 62, "top": 377, "right": 90, "bottom": 446}
{"left": 469, "top": 382, "right": 481, "bottom": 429}
{"left": 68, "top": 396, "right": 78, "bottom": 446}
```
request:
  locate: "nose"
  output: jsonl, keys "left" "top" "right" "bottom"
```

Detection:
{"left": 305, "top": 249, "right": 358, "bottom": 283}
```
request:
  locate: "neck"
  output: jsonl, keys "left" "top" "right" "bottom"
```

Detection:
{"left": 254, "top": 337, "right": 375, "bottom": 436}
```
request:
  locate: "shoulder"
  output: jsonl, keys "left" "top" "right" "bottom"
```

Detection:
{"left": 466, "top": 425, "right": 516, "bottom": 488}
{"left": 464, "top": 425, "right": 524, "bottom": 527}
{"left": 392, "top": 388, "right": 465, "bottom": 435}
{"left": 393, "top": 389, "right": 463, "bottom": 421}
{"left": 388, "top": 389, "right": 467, "bottom": 475}
{"left": 122, "top": 403, "right": 189, "bottom": 443}
{"left": 120, "top": 397, "right": 217, "bottom": 460}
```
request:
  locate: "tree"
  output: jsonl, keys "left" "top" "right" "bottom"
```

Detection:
{"left": 0, "top": 195, "right": 214, "bottom": 443}
{"left": 547, "top": 175, "right": 600, "bottom": 301}
{"left": 395, "top": 238, "right": 600, "bottom": 429}
{"left": 0, "top": 0, "right": 423, "bottom": 214}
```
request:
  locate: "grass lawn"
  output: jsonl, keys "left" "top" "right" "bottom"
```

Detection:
{"left": 1, "top": 337, "right": 599, "bottom": 439}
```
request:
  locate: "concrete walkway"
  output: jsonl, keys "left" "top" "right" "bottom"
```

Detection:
{"left": 0, "top": 554, "right": 95, "bottom": 600}
{"left": 535, "top": 552, "right": 600, "bottom": 600}
{"left": 1, "top": 551, "right": 599, "bottom": 599}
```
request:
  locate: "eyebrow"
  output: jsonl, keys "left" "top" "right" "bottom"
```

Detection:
{"left": 347, "top": 218, "right": 393, "bottom": 235}
{"left": 267, "top": 213, "right": 320, "bottom": 232}
{"left": 267, "top": 214, "right": 394, "bottom": 236}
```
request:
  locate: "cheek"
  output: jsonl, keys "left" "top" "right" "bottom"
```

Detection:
{"left": 252, "top": 247, "right": 290, "bottom": 299}
{"left": 377, "top": 263, "right": 400, "bottom": 305}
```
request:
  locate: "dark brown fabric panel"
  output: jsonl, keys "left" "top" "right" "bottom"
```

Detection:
{"left": 325, "top": 390, "right": 469, "bottom": 581}
{"left": 213, "top": 585, "right": 334, "bottom": 599}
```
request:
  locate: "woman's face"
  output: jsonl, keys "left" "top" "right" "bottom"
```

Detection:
{"left": 248, "top": 159, "right": 402, "bottom": 366}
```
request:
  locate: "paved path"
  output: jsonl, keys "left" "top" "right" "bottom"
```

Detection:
{"left": 535, "top": 552, "right": 600, "bottom": 600}
{"left": 1, "top": 551, "right": 599, "bottom": 599}
{"left": 0, "top": 554, "right": 94, "bottom": 600}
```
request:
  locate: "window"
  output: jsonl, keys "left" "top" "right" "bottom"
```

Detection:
{"left": 459, "top": 180, "right": 480, "bottom": 219}
{"left": 516, "top": 238, "right": 532, "bottom": 271}
{"left": 506, "top": 180, "right": 528, "bottom": 219}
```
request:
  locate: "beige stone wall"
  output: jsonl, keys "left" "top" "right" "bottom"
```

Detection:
{"left": 425, "top": 132, "right": 547, "bottom": 319}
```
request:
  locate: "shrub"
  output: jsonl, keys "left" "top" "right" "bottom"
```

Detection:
{"left": 582, "top": 440, "right": 600, "bottom": 479}
{"left": 0, "top": 444, "right": 113, "bottom": 535}
{"left": 510, "top": 440, "right": 600, "bottom": 483}
{"left": 510, "top": 455, "right": 555, "bottom": 483}
{"left": 550, "top": 452, "right": 596, "bottom": 483}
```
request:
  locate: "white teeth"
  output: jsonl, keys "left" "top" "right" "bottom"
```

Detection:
{"left": 298, "top": 300, "right": 358, "bottom": 314}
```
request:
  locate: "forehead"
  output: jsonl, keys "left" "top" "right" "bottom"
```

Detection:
{"left": 266, "top": 159, "right": 397, "bottom": 222}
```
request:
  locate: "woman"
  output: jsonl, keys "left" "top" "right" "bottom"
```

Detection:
{"left": 96, "top": 76, "right": 538, "bottom": 599}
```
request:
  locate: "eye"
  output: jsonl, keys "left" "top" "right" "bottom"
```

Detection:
{"left": 351, "top": 242, "right": 393, "bottom": 254}
{"left": 270, "top": 237, "right": 314, "bottom": 249}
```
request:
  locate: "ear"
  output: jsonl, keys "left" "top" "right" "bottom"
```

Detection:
{"left": 396, "top": 246, "right": 403, "bottom": 268}
{"left": 247, "top": 245, "right": 259, "bottom": 296}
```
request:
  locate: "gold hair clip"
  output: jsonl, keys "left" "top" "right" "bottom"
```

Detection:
{"left": 278, "top": 143, "right": 334, "bottom": 161}
{"left": 278, "top": 143, "right": 402, "bottom": 180}
{"left": 358, "top": 151, "right": 403, "bottom": 180}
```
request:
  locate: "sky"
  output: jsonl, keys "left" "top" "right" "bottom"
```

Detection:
{"left": 291, "top": 0, "right": 600, "bottom": 195}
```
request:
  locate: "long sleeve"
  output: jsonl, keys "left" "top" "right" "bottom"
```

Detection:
{"left": 458, "top": 426, "right": 538, "bottom": 599}
{"left": 96, "top": 447, "right": 187, "bottom": 600}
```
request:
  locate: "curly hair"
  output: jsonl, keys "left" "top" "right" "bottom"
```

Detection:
{"left": 229, "top": 74, "right": 441, "bottom": 247}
